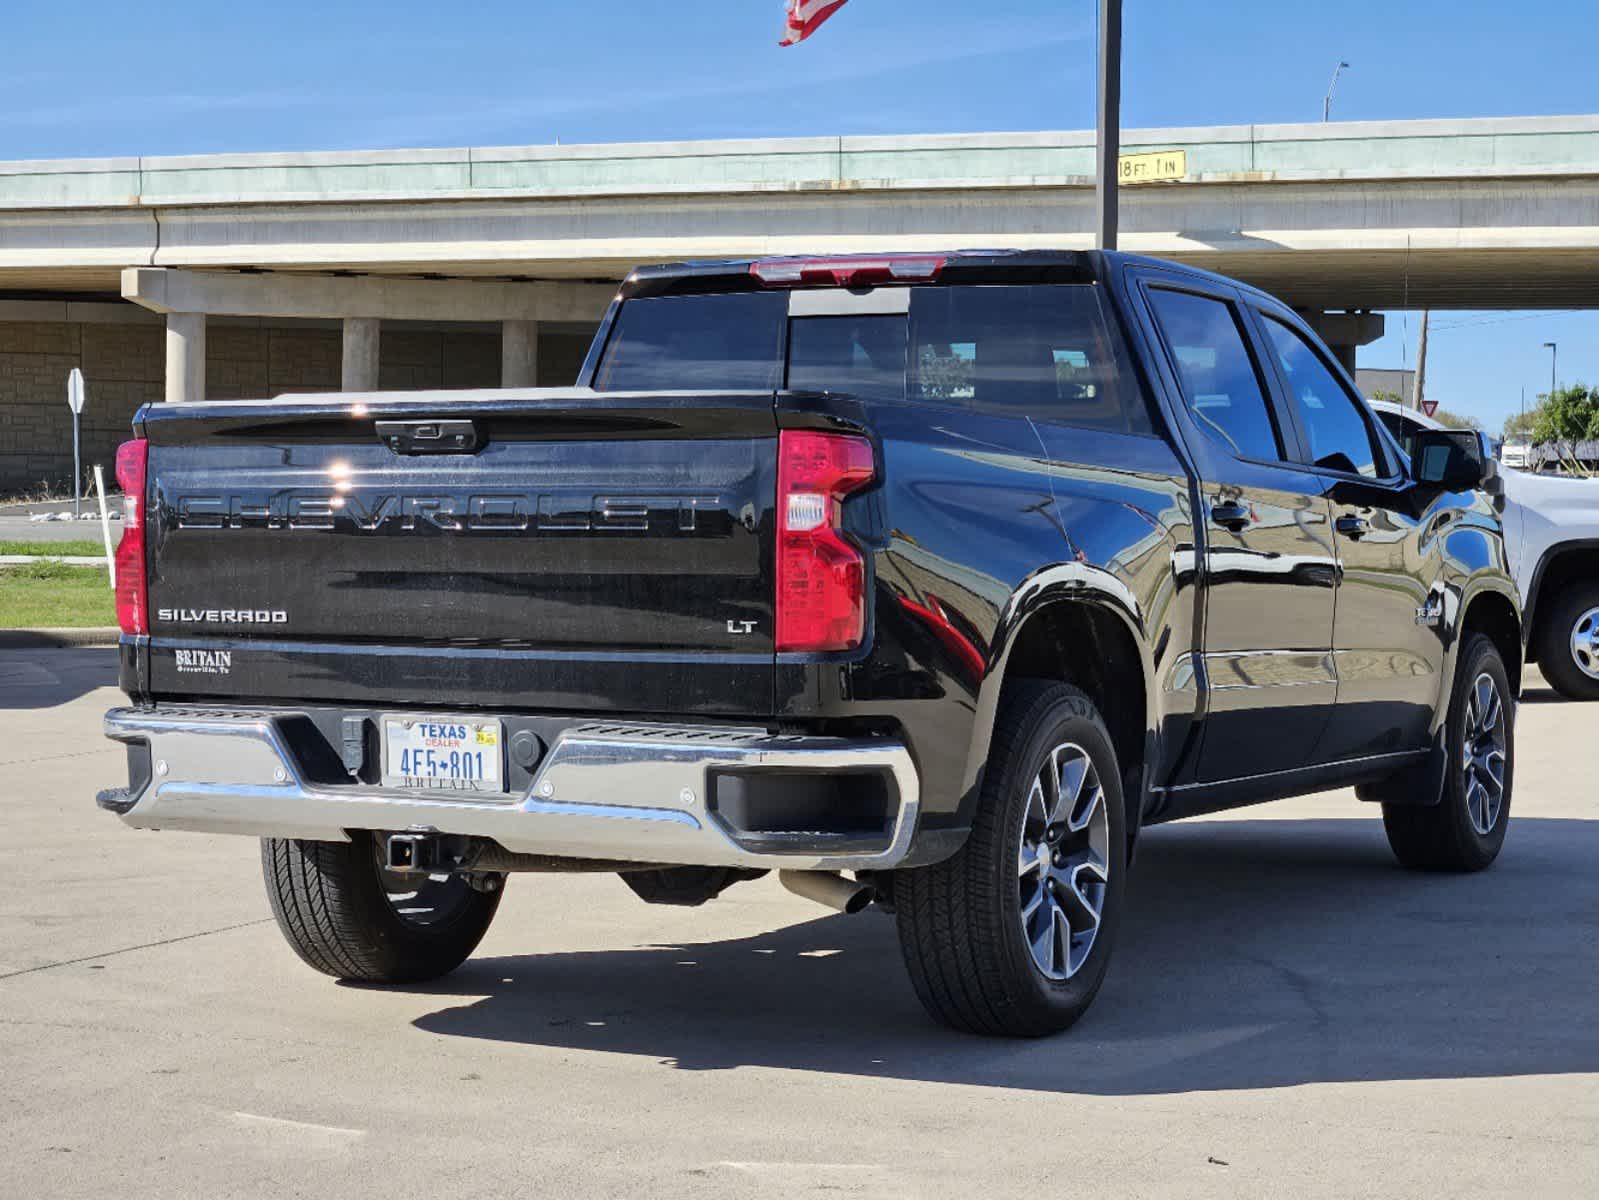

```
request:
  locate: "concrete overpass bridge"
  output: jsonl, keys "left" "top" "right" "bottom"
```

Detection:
{"left": 3, "top": 114, "right": 1599, "bottom": 487}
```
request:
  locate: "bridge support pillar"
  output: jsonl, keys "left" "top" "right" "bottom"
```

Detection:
{"left": 341, "top": 317, "right": 381, "bottom": 392}
{"left": 502, "top": 319, "right": 539, "bottom": 388}
{"left": 164, "top": 312, "right": 206, "bottom": 403}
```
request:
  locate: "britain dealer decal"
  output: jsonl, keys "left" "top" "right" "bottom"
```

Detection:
{"left": 173, "top": 648, "right": 232, "bottom": 676}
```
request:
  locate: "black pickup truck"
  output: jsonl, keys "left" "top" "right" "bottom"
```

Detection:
{"left": 99, "top": 251, "right": 1520, "bottom": 1036}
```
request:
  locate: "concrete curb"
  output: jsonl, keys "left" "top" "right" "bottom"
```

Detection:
{"left": 0, "top": 627, "right": 120, "bottom": 648}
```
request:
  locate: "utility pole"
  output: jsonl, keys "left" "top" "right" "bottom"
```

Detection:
{"left": 1413, "top": 309, "right": 1429, "bottom": 412}
{"left": 1323, "top": 61, "right": 1350, "bottom": 122}
{"left": 1544, "top": 341, "right": 1558, "bottom": 401}
{"left": 1095, "top": 0, "right": 1122, "bottom": 251}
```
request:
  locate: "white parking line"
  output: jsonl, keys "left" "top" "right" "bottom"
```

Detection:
{"left": 232, "top": 1112, "right": 366, "bottom": 1139}
{"left": 717, "top": 1161, "right": 882, "bottom": 1173}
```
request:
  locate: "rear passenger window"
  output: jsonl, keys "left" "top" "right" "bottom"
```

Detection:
{"left": 594, "top": 292, "right": 785, "bottom": 392}
{"left": 1260, "top": 317, "right": 1385, "bottom": 478}
{"left": 1148, "top": 289, "right": 1284, "bottom": 462}
{"left": 908, "top": 285, "right": 1152, "bottom": 433}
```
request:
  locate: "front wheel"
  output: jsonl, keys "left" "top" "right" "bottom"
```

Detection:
{"left": 261, "top": 832, "right": 502, "bottom": 983}
{"left": 1383, "top": 634, "right": 1514, "bottom": 872}
{"left": 893, "top": 681, "right": 1128, "bottom": 1037}
{"left": 1535, "top": 580, "right": 1599, "bottom": 701}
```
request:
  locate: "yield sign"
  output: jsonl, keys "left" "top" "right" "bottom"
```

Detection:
{"left": 1421, "top": 398, "right": 1439, "bottom": 417}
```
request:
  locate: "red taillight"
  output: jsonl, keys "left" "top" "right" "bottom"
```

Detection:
{"left": 114, "top": 438, "right": 149, "bottom": 636}
{"left": 776, "top": 430, "right": 875, "bottom": 653}
{"left": 750, "top": 254, "right": 946, "bottom": 289}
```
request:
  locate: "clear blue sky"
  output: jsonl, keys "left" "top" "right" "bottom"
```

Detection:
{"left": 5, "top": 0, "right": 1596, "bottom": 431}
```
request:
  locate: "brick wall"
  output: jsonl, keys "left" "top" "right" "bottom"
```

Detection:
{"left": 378, "top": 330, "right": 501, "bottom": 391}
{"left": 204, "top": 326, "right": 343, "bottom": 399}
{"left": 0, "top": 318, "right": 596, "bottom": 495}
{"left": 0, "top": 320, "right": 163, "bottom": 496}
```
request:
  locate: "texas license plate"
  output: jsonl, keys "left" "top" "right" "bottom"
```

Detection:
{"left": 380, "top": 714, "right": 505, "bottom": 794}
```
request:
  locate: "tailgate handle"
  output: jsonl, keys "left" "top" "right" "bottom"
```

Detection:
{"left": 375, "top": 419, "right": 480, "bottom": 454}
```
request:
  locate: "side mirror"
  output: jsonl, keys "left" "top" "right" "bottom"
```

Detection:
{"left": 1413, "top": 428, "right": 1496, "bottom": 494}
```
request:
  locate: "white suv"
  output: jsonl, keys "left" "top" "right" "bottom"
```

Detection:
{"left": 1372, "top": 399, "right": 1599, "bottom": 700}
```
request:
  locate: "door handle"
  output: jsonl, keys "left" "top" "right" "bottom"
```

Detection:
{"left": 1335, "top": 514, "right": 1369, "bottom": 539}
{"left": 1210, "top": 501, "right": 1252, "bottom": 532}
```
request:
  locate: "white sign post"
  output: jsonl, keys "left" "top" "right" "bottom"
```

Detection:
{"left": 66, "top": 368, "right": 87, "bottom": 517}
{"left": 93, "top": 465, "right": 115, "bottom": 587}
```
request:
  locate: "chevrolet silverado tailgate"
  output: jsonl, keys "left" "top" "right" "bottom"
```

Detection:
{"left": 135, "top": 389, "right": 777, "bottom": 715}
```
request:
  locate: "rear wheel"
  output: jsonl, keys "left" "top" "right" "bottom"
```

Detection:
{"left": 893, "top": 681, "right": 1127, "bottom": 1037}
{"left": 1535, "top": 580, "right": 1599, "bottom": 701}
{"left": 1383, "top": 634, "right": 1513, "bottom": 871}
{"left": 261, "top": 832, "right": 502, "bottom": 983}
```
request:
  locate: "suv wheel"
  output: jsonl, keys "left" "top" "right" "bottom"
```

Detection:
{"left": 1536, "top": 580, "right": 1599, "bottom": 701}
{"left": 1382, "top": 634, "right": 1514, "bottom": 871}
{"left": 893, "top": 680, "right": 1127, "bottom": 1037}
{"left": 261, "top": 832, "right": 502, "bottom": 983}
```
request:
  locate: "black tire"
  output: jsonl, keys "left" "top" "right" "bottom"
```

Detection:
{"left": 893, "top": 681, "right": 1128, "bottom": 1037}
{"left": 1534, "top": 580, "right": 1599, "bottom": 701}
{"left": 1383, "top": 634, "right": 1514, "bottom": 872}
{"left": 261, "top": 832, "right": 501, "bottom": 983}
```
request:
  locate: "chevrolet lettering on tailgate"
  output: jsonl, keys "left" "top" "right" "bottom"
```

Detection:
{"left": 171, "top": 491, "right": 726, "bottom": 533}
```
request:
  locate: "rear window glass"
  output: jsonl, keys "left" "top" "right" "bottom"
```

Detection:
{"left": 787, "top": 316, "right": 908, "bottom": 401}
{"left": 593, "top": 283, "right": 1150, "bottom": 437}
{"left": 593, "top": 292, "right": 784, "bottom": 392}
{"left": 910, "top": 285, "right": 1150, "bottom": 433}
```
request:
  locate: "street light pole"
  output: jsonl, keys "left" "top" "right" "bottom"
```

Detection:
{"left": 1323, "top": 61, "right": 1350, "bottom": 122}
{"left": 1095, "top": 0, "right": 1122, "bottom": 251}
{"left": 1544, "top": 341, "right": 1558, "bottom": 401}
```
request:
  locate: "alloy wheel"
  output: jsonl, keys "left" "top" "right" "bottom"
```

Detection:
{"left": 1570, "top": 605, "right": 1599, "bottom": 682}
{"left": 1461, "top": 672, "right": 1508, "bottom": 836}
{"left": 1017, "top": 742, "right": 1110, "bottom": 981}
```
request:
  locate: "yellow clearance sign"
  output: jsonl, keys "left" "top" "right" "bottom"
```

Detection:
{"left": 1118, "top": 149, "right": 1187, "bottom": 184}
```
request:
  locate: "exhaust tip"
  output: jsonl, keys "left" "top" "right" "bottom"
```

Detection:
{"left": 779, "top": 869, "right": 875, "bottom": 914}
{"left": 839, "top": 887, "right": 874, "bottom": 916}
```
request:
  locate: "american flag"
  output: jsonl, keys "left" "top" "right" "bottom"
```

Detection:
{"left": 780, "top": 0, "right": 850, "bottom": 46}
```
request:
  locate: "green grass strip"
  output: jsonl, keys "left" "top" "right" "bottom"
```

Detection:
{"left": 0, "top": 562, "right": 116, "bottom": 627}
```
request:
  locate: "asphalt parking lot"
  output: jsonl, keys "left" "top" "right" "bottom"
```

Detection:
{"left": 0, "top": 506, "right": 117, "bottom": 544}
{"left": 2, "top": 648, "right": 1596, "bottom": 1198}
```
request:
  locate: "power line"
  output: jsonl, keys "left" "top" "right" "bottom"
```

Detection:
{"left": 1430, "top": 310, "right": 1581, "bottom": 332}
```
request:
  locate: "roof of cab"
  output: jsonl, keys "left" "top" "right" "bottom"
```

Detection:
{"left": 619, "top": 249, "right": 1100, "bottom": 298}
{"left": 616, "top": 248, "right": 1277, "bottom": 302}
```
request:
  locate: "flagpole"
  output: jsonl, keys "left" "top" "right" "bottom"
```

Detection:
{"left": 1095, "top": 0, "right": 1122, "bottom": 251}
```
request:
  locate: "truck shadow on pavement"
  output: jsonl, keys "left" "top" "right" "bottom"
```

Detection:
{"left": 409, "top": 814, "right": 1599, "bottom": 1094}
{"left": 0, "top": 648, "right": 117, "bottom": 709}
{"left": 1516, "top": 683, "right": 1588, "bottom": 705}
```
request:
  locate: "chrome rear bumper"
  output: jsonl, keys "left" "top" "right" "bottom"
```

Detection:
{"left": 101, "top": 707, "right": 920, "bottom": 872}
